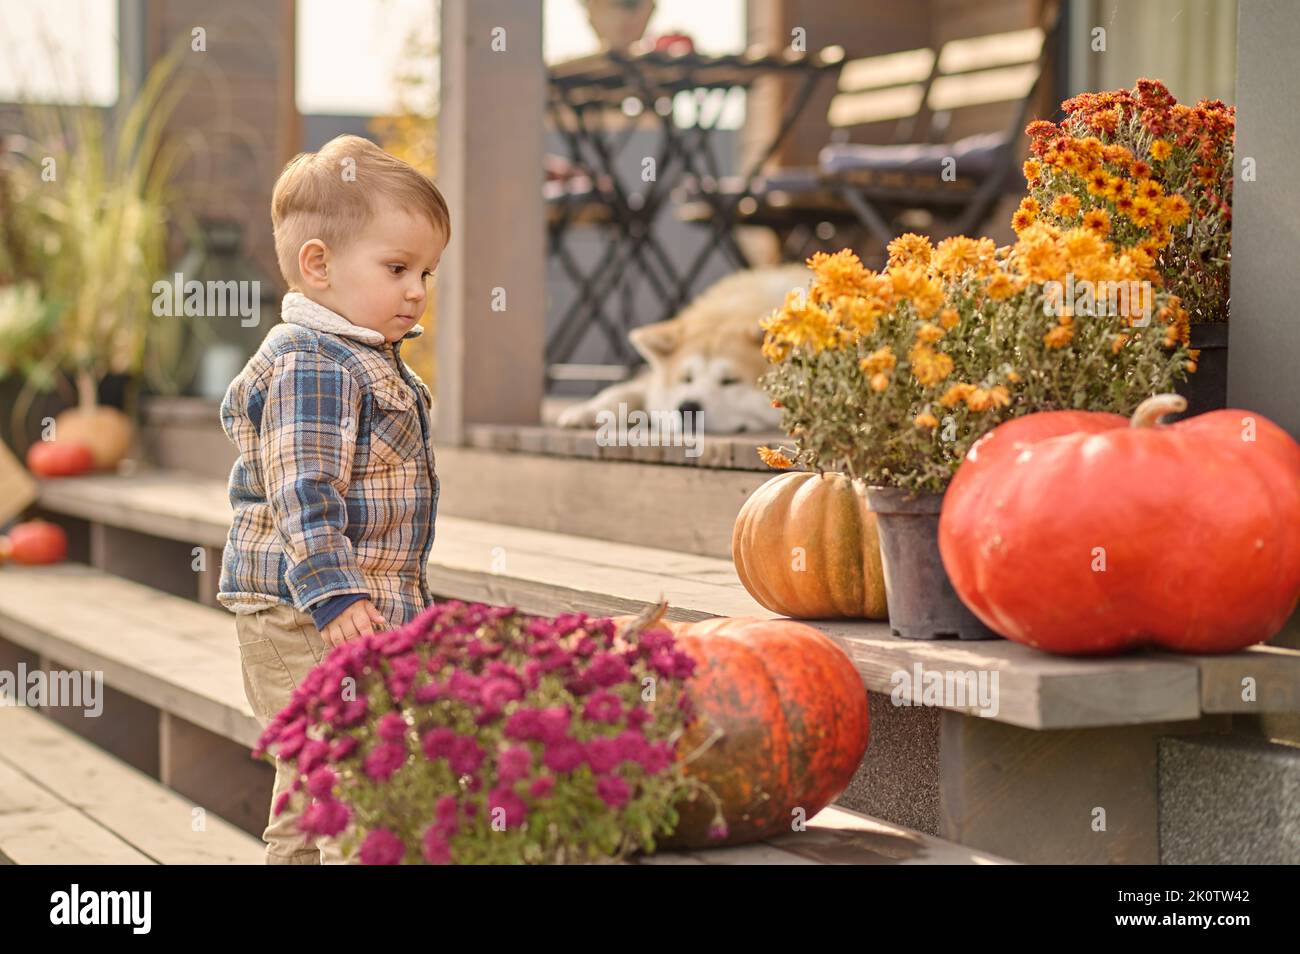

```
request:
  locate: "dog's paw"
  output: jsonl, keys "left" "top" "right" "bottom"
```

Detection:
{"left": 556, "top": 403, "right": 599, "bottom": 429}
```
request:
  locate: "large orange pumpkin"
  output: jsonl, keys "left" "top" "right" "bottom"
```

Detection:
{"left": 732, "top": 471, "right": 888, "bottom": 619}
{"left": 613, "top": 605, "right": 870, "bottom": 848}
{"left": 939, "top": 394, "right": 1300, "bottom": 655}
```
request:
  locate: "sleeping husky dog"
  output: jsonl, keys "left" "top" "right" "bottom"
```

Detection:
{"left": 556, "top": 264, "right": 809, "bottom": 435}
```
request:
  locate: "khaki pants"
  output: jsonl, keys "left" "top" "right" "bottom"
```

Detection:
{"left": 235, "top": 602, "right": 354, "bottom": 865}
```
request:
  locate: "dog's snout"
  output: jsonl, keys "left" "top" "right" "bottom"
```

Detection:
{"left": 678, "top": 400, "right": 703, "bottom": 416}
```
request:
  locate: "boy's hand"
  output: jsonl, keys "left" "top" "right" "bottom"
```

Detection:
{"left": 320, "top": 599, "right": 388, "bottom": 648}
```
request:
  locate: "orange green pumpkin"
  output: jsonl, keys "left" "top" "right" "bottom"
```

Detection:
{"left": 614, "top": 606, "right": 870, "bottom": 848}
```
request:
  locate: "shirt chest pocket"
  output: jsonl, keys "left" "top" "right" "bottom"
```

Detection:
{"left": 367, "top": 378, "right": 423, "bottom": 467}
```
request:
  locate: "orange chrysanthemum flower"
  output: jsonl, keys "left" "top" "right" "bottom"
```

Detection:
{"left": 939, "top": 383, "right": 976, "bottom": 408}
{"left": 757, "top": 446, "right": 794, "bottom": 469}
{"left": 1051, "top": 193, "right": 1081, "bottom": 217}
{"left": 1082, "top": 208, "right": 1111, "bottom": 233}
{"left": 1043, "top": 325, "right": 1074, "bottom": 349}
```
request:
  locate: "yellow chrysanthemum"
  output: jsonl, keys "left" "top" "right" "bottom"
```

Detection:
{"left": 1103, "top": 144, "right": 1133, "bottom": 165}
{"left": 859, "top": 345, "right": 897, "bottom": 376}
{"left": 1023, "top": 159, "right": 1042, "bottom": 184}
{"left": 806, "top": 249, "right": 876, "bottom": 302}
{"left": 869, "top": 372, "right": 890, "bottom": 392}
{"left": 985, "top": 271, "right": 1018, "bottom": 300}
{"left": 1014, "top": 235, "right": 1068, "bottom": 284}
{"left": 830, "top": 294, "right": 886, "bottom": 337}
{"left": 890, "top": 264, "right": 944, "bottom": 319}
{"left": 938, "top": 307, "right": 960, "bottom": 330}
{"left": 1084, "top": 169, "right": 1111, "bottom": 196}
{"left": 763, "top": 291, "right": 841, "bottom": 353}
{"left": 939, "top": 383, "right": 976, "bottom": 408}
{"left": 1082, "top": 208, "right": 1111, "bottom": 234}
{"left": 1162, "top": 194, "right": 1191, "bottom": 225}
{"left": 1062, "top": 227, "right": 1105, "bottom": 264}
{"left": 1149, "top": 139, "right": 1172, "bottom": 161}
{"left": 886, "top": 233, "right": 934, "bottom": 269}
{"left": 1129, "top": 198, "right": 1159, "bottom": 229}
{"left": 1136, "top": 179, "right": 1164, "bottom": 201}
{"left": 1051, "top": 193, "right": 1081, "bottom": 218}
{"left": 931, "top": 236, "right": 989, "bottom": 278}
{"left": 909, "top": 345, "right": 954, "bottom": 386}
{"left": 1043, "top": 324, "right": 1074, "bottom": 349}
{"left": 914, "top": 411, "right": 940, "bottom": 429}
{"left": 915, "top": 322, "right": 945, "bottom": 344}
{"left": 757, "top": 446, "right": 794, "bottom": 469}
{"left": 965, "top": 385, "right": 1011, "bottom": 412}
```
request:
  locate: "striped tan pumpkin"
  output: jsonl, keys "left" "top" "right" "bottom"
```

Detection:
{"left": 732, "top": 472, "right": 888, "bottom": 619}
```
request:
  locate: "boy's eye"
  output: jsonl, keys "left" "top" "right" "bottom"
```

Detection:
{"left": 388, "top": 264, "right": 406, "bottom": 275}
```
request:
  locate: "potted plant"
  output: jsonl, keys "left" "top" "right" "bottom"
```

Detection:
{"left": 254, "top": 597, "right": 871, "bottom": 862}
{"left": 257, "top": 599, "right": 716, "bottom": 864}
{"left": 757, "top": 229, "right": 1193, "bottom": 639}
{"left": 0, "top": 48, "right": 188, "bottom": 468}
{"left": 1020, "top": 79, "right": 1234, "bottom": 416}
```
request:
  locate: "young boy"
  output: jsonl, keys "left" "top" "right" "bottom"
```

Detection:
{"left": 217, "top": 135, "right": 449, "bottom": 864}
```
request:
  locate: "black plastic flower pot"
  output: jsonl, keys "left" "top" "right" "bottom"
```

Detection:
{"left": 865, "top": 485, "right": 1000, "bottom": 641}
{"left": 1174, "top": 322, "right": 1228, "bottom": 419}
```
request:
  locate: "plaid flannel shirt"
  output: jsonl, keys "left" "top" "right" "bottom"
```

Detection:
{"left": 217, "top": 292, "right": 439, "bottom": 629}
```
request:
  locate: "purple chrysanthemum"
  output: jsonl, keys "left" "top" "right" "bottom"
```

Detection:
{"left": 360, "top": 827, "right": 405, "bottom": 864}
{"left": 362, "top": 741, "right": 406, "bottom": 781}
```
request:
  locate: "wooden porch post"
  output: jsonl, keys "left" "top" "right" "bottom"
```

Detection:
{"left": 1228, "top": 0, "right": 1300, "bottom": 439}
{"left": 436, "top": 0, "right": 546, "bottom": 445}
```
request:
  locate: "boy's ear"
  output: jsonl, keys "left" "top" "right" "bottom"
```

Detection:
{"left": 299, "top": 239, "right": 330, "bottom": 290}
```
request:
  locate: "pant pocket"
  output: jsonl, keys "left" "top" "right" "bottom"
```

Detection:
{"left": 237, "top": 611, "right": 300, "bottom": 726}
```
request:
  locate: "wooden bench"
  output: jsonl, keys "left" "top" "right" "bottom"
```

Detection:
{"left": 0, "top": 704, "right": 263, "bottom": 864}
{"left": 24, "top": 469, "right": 1300, "bottom": 863}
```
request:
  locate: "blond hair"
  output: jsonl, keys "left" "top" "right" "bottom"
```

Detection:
{"left": 271, "top": 135, "right": 450, "bottom": 290}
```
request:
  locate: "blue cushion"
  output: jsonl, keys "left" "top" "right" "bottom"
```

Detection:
{"left": 818, "top": 131, "right": 1009, "bottom": 180}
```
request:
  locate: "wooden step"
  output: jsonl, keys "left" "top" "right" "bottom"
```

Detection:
{"left": 32, "top": 470, "right": 1300, "bottom": 730}
{"left": 436, "top": 445, "right": 772, "bottom": 559}
{"left": 0, "top": 704, "right": 263, "bottom": 864}
{"left": 464, "top": 422, "right": 787, "bottom": 471}
{"left": 0, "top": 563, "right": 258, "bottom": 747}
{"left": 0, "top": 563, "right": 273, "bottom": 836}
{"left": 630, "top": 806, "right": 1010, "bottom": 865}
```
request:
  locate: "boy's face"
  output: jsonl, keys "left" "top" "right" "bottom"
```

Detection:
{"left": 309, "top": 201, "right": 446, "bottom": 343}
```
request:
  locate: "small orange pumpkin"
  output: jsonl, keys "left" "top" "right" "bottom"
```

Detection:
{"left": 2, "top": 520, "right": 68, "bottom": 565}
{"left": 52, "top": 406, "right": 134, "bottom": 471}
{"left": 732, "top": 471, "right": 888, "bottom": 619}
{"left": 613, "top": 605, "right": 870, "bottom": 849}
